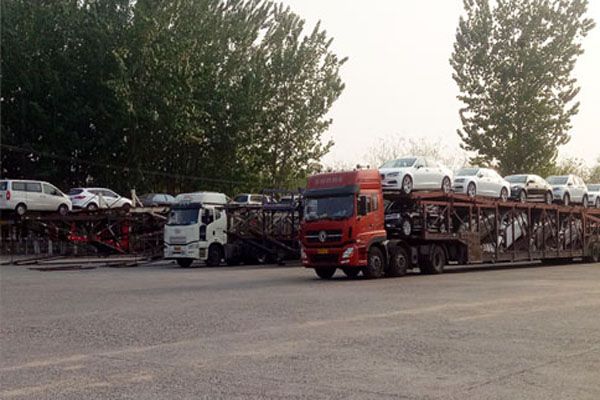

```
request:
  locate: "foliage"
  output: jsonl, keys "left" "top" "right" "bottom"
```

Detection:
{"left": 450, "top": 0, "right": 595, "bottom": 177}
{"left": 549, "top": 155, "right": 600, "bottom": 183}
{"left": 0, "top": 0, "right": 345, "bottom": 195}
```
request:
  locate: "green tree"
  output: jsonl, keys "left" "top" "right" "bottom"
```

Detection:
{"left": 450, "top": 0, "right": 595, "bottom": 176}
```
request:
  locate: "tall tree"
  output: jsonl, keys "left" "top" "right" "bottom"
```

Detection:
{"left": 450, "top": 0, "right": 595, "bottom": 176}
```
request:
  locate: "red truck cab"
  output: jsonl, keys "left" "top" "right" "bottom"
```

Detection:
{"left": 300, "top": 169, "right": 387, "bottom": 279}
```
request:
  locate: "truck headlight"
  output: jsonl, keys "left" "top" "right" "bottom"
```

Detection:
{"left": 342, "top": 247, "right": 354, "bottom": 259}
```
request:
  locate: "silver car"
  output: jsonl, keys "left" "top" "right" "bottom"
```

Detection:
{"left": 546, "top": 175, "right": 589, "bottom": 207}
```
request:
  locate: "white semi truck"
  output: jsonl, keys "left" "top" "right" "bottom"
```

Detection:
{"left": 164, "top": 191, "right": 301, "bottom": 267}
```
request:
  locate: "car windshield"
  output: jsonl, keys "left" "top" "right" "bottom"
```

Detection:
{"left": 505, "top": 175, "right": 528, "bottom": 183}
{"left": 588, "top": 184, "right": 600, "bottom": 191}
{"left": 167, "top": 208, "right": 200, "bottom": 225}
{"left": 380, "top": 158, "right": 416, "bottom": 168}
{"left": 547, "top": 176, "right": 568, "bottom": 185}
{"left": 304, "top": 195, "right": 354, "bottom": 221}
{"left": 457, "top": 168, "right": 479, "bottom": 176}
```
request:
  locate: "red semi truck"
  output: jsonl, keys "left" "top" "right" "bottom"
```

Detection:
{"left": 300, "top": 169, "right": 600, "bottom": 279}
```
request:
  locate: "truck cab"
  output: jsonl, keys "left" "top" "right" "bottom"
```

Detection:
{"left": 300, "top": 170, "right": 387, "bottom": 279}
{"left": 164, "top": 192, "right": 228, "bottom": 267}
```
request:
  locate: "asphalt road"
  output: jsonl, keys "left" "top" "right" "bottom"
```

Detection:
{"left": 1, "top": 261, "right": 600, "bottom": 399}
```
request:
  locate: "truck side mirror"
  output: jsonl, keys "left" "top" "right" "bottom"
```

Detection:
{"left": 358, "top": 196, "right": 367, "bottom": 216}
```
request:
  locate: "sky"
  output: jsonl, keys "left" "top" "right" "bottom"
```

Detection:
{"left": 279, "top": 0, "right": 600, "bottom": 167}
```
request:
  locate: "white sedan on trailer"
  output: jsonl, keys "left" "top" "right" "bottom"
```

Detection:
{"left": 453, "top": 167, "right": 510, "bottom": 201}
{"left": 379, "top": 156, "right": 453, "bottom": 194}
{"left": 69, "top": 188, "right": 133, "bottom": 210}
{"left": 587, "top": 184, "right": 600, "bottom": 208}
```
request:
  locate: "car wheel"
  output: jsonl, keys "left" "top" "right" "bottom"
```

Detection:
{"left": 467, "top": 182, "right": 476, "bottom": 198}
{"left": 441, "top": 177, "right": 451, "bottom": 194}
{"left": 315, "top": 267, "right": 336, "bottom": 279}
{"left": 386, "top": 246, "right": 409, "bottom": 277}
{"left": 15, "top": 203, "right": 27, "bottom": 216}
{"left": 401, "top": 175, "right": 413, "bottom": 195}
{"left": 545, "top": 191, "right": 553, "bottom": 205}
{"left": 57, "top": 204, "right": 69, "bottom": 216}
{"left": 87, "top": 203, "right": 98, "bottom": 211}
{"left": 362, "top": 247, "right": 385, "bottom": 279}
{"left": 582, "top": 195, "right": 588, "bottom": 208}
{"left": 342, "top": 267, "right": 360, "bottom": 279}
{"left": 121, "top": 203, "right": 131, "bottom": 212}
{"left": 563, "top": 193, "right": 570, "bottom": 207}
{"left": 519, "top": 190, "right": 527, "bottom": 203}
{"left": 500, "top": 188, "right": 508, "bottom": 202}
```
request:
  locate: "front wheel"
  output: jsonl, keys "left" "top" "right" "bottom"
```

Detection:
{"left": 467, "top": 182, "right": 476, "bottom": 198}
{"left": 342, "top": 267, "right": 360, "bottom": 279}
{"left": 500, "top": 187, "right": 509, "bottom": 202}
{"left": 401, "top": 175, "right": 413, "bottom": 195}
{"left": 441, "top": 177, "right": 451, "bottom": 194}
{"left": 206, "top": 245, "right": 222, "bottom": 267}
{"left": 58, "top": 204, "right": 69, "bottom": 216}
{"left": 362, "top": 247, "right": 385, "bottom": 279}
{"left": 87, "top": 203, "right": 98, "bottom": 211}
{"left": 315, "top": 267, "right": 336, "bottom": 279}
{"left": 519, "top": 190, "right": 527, "bottom": 203}
{"left": 15, "top": 203, "right": 27, "bottom": 216}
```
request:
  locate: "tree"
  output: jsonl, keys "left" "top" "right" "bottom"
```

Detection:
{"left": 450, "top": 0, "right": 595, "bottom": 177}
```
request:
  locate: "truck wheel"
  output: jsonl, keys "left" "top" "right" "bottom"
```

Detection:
{"left": 315, "top": 267, "right": 336, "bottom": 279}
{"left": 177, "top": 258, "right": 193, "bottom": 268}
{"left": 206, "top": 245, "right": 222, "bottom": 267}
{"left": 585, "top": 242, "right": 600, "bottom": 263}
{"left": 420, "top": 245, "right": 446, "bottom": 274}
{"left": 342, "top": 267, "right": 360, "bottom": 279}
{"left": 362, "top": 247, "right": 385, "bottom": 279}
{"left": 386, "top": 246, "right": 409, "bottom": 277}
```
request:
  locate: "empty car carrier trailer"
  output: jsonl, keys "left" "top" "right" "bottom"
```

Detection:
{"left": 300, "top": 170, "right": 600, "bottom": 279}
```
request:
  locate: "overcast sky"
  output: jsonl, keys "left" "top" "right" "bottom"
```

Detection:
{"left": 279, "top": 0, "right": 600, "bottom": 166}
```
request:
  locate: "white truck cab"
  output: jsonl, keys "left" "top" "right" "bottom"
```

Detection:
{"left": 164, "top": 192, "right": 228, "bottom": 267}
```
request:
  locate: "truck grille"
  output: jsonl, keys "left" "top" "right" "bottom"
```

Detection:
{"left": 169, "top": 236, "right": 187, "bottom": 245}
{"left": 305, "top": 230, "right": 343, "bottom": 243}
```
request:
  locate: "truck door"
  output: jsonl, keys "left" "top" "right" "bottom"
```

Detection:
{"left": 213, "top": 208, "right": 227, "bottom": 244}
{"left": 357, "top": 191, "right": 380, "bottom": 250}
{"left": 202, "top": 209, "right": 215, "bottom": 242}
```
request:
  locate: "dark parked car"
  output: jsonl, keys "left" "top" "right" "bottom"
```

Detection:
{"left": 138, "top": 193, "right": 176, "bottom": 207}
{"left": 504, "top": 174, "right": 553, "bottom": 204}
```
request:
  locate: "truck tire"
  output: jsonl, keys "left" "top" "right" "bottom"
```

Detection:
{"left": 585, "top": 242, "right": 600, "bottom": 263}
{"left": 420, "top": 245, "right": 446, "bottom": 274}
{"left": 342, "top": 267, "right": 360, "bottom": 279}
{"left": 315, "top": 267, "right": 336, "bottom": 279}
{"left": 386, "top": 246, "right": 409, "bottom": 277}
{"left": 226, "top": 256, "right": 241, "bottom": 266}
{"left": 362, "top": 247, "right": 385, "bottom": 279}
{"left": 177, "top": 258, "right": 194, "bottom": 268}
{"left": 206, "top": 245, "right": 222, "bottom": 267}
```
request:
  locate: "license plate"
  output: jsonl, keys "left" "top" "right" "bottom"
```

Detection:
{"left": 174, "top": 246, "right": 182, "bottom": 253}
{"left": 317, "top": 249, "right": 329, "bottom": 254}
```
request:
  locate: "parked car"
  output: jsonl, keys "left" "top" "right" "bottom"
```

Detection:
{"left": 588, "top": 184, "right": 600, "bottom": 209}
{"left": 504, "top": 174, "right": 554, "bottom": 204}
{"left": 0, "top": 179, "right": 72, "bottom": 216}
{"left": 453, "top": 167, "right": 510, "bottom": 201}
{"left": 379, "top": 156, "right": 453, "bottom": 194}
{"left": 232, "top": 193, "right": 273, "bottom": 205}
{"left": 546, "top": 175, "right": 588, "bottom": 207}
{"left": 68, "top": 188, "right": 132, "bottom": 210}
{"left": 138, "top": 193, "right": 176, "bottom": 207}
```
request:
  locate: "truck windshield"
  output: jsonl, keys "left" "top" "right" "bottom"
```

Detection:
{"left": 304, "top": 195, "right": 354, "bottom": 221}
{"left": 167, "top": 208, "right": 200, "bottom": 225}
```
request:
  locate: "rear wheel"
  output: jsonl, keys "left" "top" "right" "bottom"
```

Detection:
{"left": 177, "top": 258, "right": 194, "bottom": 268}
{"left": 315, "top": 267, "right": 336, "bottom": 279}
{"left": 342, "top": 267, "right": 360, "bottom": 279}
{"left": 362, "top": 247, "right": 385, "bottom": 279}
{"left": 15, "top": 203, "right": 27, "bottom": 216}
{"left": 545, "top": 191, "right": 553, "bottom": 205}
{"left": 57, "top": 204, "right": 69, "bottom": 216}
{"left": 585, "top": 242, "right": 600, "bottom": 263}
{"left": 441, "top": 177, "right": 451, "bottom": 194}
{"left": 386, "top": 246, "right": 409, "bottom": 277}
{"left": 582, "top": 195, "right": 588, "bottom": 208}
{"left": 467, "top": 183, "right": 476, "bottom": 198}
{"left": 519, "top": 190, "right": 527, "bottom": 203}
{"left": 500, "top": 188, "right": 509, "bottom": 202}
{"left": 563, "top": 193, "right": 570, "bottom": 207}
{"left": 420, "top": 245, "right": 446, "bottom": 274}
{"left": 401, "top": 175, "right": 413, "bottom": 195}
{"left": 206, "top": 245, "right": 222, "bottom": 267}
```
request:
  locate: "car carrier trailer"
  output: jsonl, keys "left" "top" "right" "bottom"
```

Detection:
{"left": 300, "top": 170, "right": 600, "bottom": 279}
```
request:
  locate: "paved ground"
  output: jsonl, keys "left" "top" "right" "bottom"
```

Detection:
{"left": 1, "top": 261, "right": 599, "bottom": 399}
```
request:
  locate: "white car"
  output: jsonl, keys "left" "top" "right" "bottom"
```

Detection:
{"left": 546, "top": 175, "right": 589, "bottom": 207}
{"left": 0, "top": 179, "right": 72, "bottom": 216}
{"left": 379, "top": 156, "right": 453, "bottom": 194}
{"left": 232, "top": 193, "right": 273, "bottom": 205}
{"left": 453, "top": 167, "right": 510, "bottom": 201}
{"left": 588, "top": 184, "right": 600, "bottom": 209}
{"left": 68, "top": 188, "right": 133, "bottom": 210}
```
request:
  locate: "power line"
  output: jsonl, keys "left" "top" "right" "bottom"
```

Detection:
{"left": 1, "top": 143, "right": 247, "bottom": 185}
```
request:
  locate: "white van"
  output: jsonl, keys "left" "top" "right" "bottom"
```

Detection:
{"left": 0, "top": 179, "right": 72, "bottom": 216}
